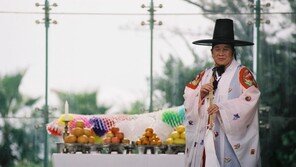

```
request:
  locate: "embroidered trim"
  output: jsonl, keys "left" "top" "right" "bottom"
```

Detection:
{"left": 239, "top": 67, "right": 258, "bottom": 89}
{"left": 186, "top": 70, "right": 205, "bottom": 89}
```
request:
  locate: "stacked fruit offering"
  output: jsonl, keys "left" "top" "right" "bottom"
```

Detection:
{"left": 103, "top": 127, "right": 129, "bottom": 144}
{"left": 135, "top": 128, "right": 162, "bottom": 146}
{"left": 64, "top": 120, "right": 96, "bottom": 144}
{"left": 166, "top": 125, "right": 186, "bottom": 145}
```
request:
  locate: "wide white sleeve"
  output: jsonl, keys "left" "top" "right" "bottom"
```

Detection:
{"left": 216, "top": 86, "right": 260, "bottom": 140}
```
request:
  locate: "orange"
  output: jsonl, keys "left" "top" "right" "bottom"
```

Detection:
{"left": 64, "top": 134, "right": 77, "bottom": 143}
{"left": 71, "top": 127, "right": 84, "bottom": 137}
{"left": 75, "top": 120, "right": 85, "bottom": 128}
{"left": 88, "top": 136, "right": 95, "bottom": 144}
{"left": 77, "top": 135, "right": 89, "bottom": 144}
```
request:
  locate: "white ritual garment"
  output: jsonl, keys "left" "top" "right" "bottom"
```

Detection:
{"left": 184, "top": 59, "right": 261, "bottom": 167}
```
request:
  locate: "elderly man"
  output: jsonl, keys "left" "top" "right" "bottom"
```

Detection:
{"left": 183, "top": 19, "right": 261, "bottom": 167}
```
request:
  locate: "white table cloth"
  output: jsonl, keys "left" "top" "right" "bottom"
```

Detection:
{"left": 52, "top": 153, "right": 185, "bottom": 167}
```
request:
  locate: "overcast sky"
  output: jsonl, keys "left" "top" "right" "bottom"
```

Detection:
{"left": 0, "top": 0, "right": 292, "bottom": 114}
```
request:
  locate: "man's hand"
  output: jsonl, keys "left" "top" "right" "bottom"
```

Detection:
{"left": 207, "top": 104, "right": 219, "bottom": 115}
{"left": 200, "top": 83, "right": 214, "bottom": 99}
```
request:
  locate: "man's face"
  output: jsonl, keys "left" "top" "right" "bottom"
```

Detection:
{"left": 211, "top": 44, "right": 234, "bottom": 67}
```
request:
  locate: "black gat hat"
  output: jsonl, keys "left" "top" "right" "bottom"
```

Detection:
{"left": 193, "top": 19, "right": 254, "bottom": 46}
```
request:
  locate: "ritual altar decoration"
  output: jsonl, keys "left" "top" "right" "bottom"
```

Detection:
{"left": 47, "top": 104, "right": 186, "bottom": 154}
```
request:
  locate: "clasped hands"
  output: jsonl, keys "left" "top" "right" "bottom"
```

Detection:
{"left": 200, "top": 83, "right": 219, "bottom": 115}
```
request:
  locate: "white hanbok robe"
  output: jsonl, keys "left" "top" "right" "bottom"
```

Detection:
{"left": 183, "top": 60, "right": 261, "bottom": 167}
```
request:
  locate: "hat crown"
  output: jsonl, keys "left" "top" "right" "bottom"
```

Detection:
{"left": 212, "top": 19, "right": 234, "bottom": 41}
{"left": 192, "top": 18, "right": 254, "bottom": 46}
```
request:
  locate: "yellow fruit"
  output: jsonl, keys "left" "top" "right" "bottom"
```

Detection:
{"left": 170, "top": 131, "right": 180, "bottom": 139}
{"left": 105, "top": 131, "right": 114, "bottom": 138}
{"left": 173, "top": 138, "right": 186, "bottom": 145}
{"left": 94, "top": 136, "right": 103, "bottom": 144}
{"left": 180, "top": 131, "right": 186, "bottom": 139}
{"left": 166, "top": 138, "right": 174, "bottom": 145}
{"left": 176, "top": 125, "right": 185, "bottom": 134}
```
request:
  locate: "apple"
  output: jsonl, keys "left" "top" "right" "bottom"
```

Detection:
{"left": 111, "top": 137, "right": 120, "bottom": 144}
{"left": 115, "top": 132, "right": 124, "bottom": 141}
{"left": 76, "top": 120, "right": 85, "bottom": 128}
{"left": 110, "top": 127, "right": 119, "bottom": 134}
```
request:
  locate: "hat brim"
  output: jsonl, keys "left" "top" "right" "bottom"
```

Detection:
{"left": 192, "top": 39, "right": 254, "bottom": 46}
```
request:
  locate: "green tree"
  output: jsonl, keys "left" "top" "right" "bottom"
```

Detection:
{"left": 154, "top": 54, "right": 211, "bottom": 107}
{"left": 53, "top": 90, "right": 110, "bottom": 115}
{"left": 0, "top": 71, "right": 40, "bottom": 167}
{"left": 122, "top": 100, "right": 146, "bottom": 115}
{"left": 258, "top": 2, "right": 296, "bottom": 165}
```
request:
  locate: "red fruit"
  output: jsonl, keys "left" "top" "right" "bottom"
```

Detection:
{"left": 115, "top": 132, "right": 124, "bottom": 141}
{"left": 104, "top": 137, "right": 111, "bottom": 144}
{"left": 110, "top": 127, "right": 119, "bottom": 134}
{"left": 111, "top": 137, "right": 120, "bottom": 144}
